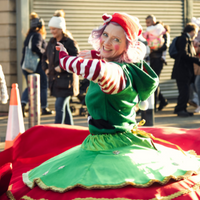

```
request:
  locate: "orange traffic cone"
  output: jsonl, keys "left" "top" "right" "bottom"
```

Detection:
{"left": 5, "top": 83, "right": 25, "bottom": 149}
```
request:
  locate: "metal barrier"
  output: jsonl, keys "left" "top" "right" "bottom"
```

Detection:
{"left": 28, "top": 74, "right": 40, "bottom": 128}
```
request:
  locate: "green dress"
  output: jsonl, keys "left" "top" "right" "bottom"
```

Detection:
{"left": 23, "top": 61, "right": 200, "bottom": 193}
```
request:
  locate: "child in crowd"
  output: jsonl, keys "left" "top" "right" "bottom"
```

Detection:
{"left": 143, "top": 21, "right": 166, "bottom": 50}
{"left": 0, "top": 65, "right": 9, "bottom": 104}
{"left": 143, "top": 22, "right": 170, "bottom": 65}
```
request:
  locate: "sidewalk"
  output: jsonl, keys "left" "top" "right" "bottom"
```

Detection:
{"left": 0, "top": 99, "right": 199, "bottom": 151}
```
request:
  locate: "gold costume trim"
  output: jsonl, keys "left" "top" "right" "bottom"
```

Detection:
{"left": 8, "top": 184, "right": 13, "bottom": 190}
{"left": 21, "top": 196, "right": 48, "bottom": 200}
{"left": 6, "top": 181, "right": 200, "bottom": 200}
{"left": 23, "top": 171, "right": 35, "bottom": 188}
{"left": 22, "top": 170, "right": 198, "bottom": 193}
{"left": 188, "top": 150, "right": 200, "bottom": 158}
{"left": 6, "top": 191, "right": 16, "bottom": 200}
{"left": 72, "top": 181, "right": 200, "bottom": 200}
{"left": 73, "top": 199, "right": 136, "bottom": 200}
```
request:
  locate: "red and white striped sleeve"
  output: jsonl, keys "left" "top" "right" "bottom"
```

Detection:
{"left": 91, "top": 50, "right": 101, "bottom": 59}
{"left": 59, "top": 51, "right": 127, "bottom": 94}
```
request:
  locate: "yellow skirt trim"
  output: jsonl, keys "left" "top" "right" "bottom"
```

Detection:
{"left": 6, "top": 181, "right": 200, "bottom": 200}
{"left": 22, "top": 170, "right": 198, "bottom": 193}
{"left": 73, "top": 180, "right": 200, "bottom": 200}
{"left": 6, "top": 191, "right": 15, "bottom": 200}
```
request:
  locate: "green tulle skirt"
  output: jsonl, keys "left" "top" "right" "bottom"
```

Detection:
{"left": 23, "top": 130, "right": 200, "bottom": 193}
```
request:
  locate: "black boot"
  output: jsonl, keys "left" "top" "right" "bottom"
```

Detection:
{"left": 158, "top": 100, "right": 168, "bottom": 111}
{"left": 42, "top": 108, "right": 53, "bottom": 115}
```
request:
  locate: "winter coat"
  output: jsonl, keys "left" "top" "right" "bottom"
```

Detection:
{"left": 171, "top": 32, "right": 200, "bottom": 81}
{"left": 42, "top": 36, "right": 78, "bottom": 97}
{"left": 21, "top": 31, "right": 47, "bottom": 70}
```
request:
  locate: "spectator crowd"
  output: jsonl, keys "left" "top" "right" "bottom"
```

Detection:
{"left": 1, "top": 10, "right": 200, "bottom": 121}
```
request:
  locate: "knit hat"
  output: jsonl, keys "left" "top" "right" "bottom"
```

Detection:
{"left": 102, "top": 13, "right": 142, "bottom": 41}
{"left": 30, "top": 18, "right": 44, "bottom": 28}
{"left": 48, "top": 16, "right": 66, "bottom": 32}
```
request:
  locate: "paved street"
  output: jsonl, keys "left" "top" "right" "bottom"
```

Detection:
{"left": 0, "top": 99, "right": 199, "bottom": 151}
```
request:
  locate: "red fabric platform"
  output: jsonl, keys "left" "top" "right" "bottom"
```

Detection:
{"left": 0, "top": 124, "right": 200, "bottom": 200}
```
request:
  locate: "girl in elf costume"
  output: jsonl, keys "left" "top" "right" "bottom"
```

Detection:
{"left": 4, "top": 12, "right": 200, "bottom": 199}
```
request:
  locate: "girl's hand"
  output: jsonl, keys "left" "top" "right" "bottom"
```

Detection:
{"left": 56, "top": 42, "right": 68, "bottom": 53}
{"left": 55, "top": 66, "right": 62, "bottom": 73}
{"left": 78, "top": 50, "right": 92, "bottom": 59}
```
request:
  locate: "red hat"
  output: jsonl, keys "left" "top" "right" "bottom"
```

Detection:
{"left": 102, "top": 13, "right": 142, "bottom": 42}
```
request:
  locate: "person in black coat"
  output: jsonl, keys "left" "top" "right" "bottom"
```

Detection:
{"left": 42, "top": 10, "right": 79, "bottom": 124}
{"left": 21, "top": 12, "right": 52, "bottom": 117}
{"left": 171, "top": 22, "right": 200, "bottom": 117}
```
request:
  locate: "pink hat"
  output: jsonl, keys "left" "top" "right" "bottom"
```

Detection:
{"left": 102, "top": 13, "right": 142, "bottom": 41}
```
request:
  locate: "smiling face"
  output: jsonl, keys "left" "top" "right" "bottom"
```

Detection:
{"left": 99, "top": 23, "right": 127, "bottom": 62}
{"left": 49, "top": 27, "right": 63, "bottom": 40}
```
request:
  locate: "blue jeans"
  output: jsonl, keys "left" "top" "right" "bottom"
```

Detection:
{"left": 21, "top": 66, "right": 48, "bottom": 108}
{"left": 55, "top": 96, "right": 74, "bottom": 125}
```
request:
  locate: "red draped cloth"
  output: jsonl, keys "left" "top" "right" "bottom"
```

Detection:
{"left": 0, "top": 124, "right": 200, "bottom": 200}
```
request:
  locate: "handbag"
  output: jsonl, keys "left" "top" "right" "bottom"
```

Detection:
{"left": 22, "top": 35, "right": 40, "bottom": 73}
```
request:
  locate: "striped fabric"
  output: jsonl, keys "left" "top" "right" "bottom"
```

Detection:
{"left": 59, "top": 51, "right": 127, "bottom": 94}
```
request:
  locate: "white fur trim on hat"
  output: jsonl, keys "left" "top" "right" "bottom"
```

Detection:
{"left": 102, "top": 13, "right": 112, "bottom": 23}
{"left": 48, "top": 16, "right": 66, "bottom": 31}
